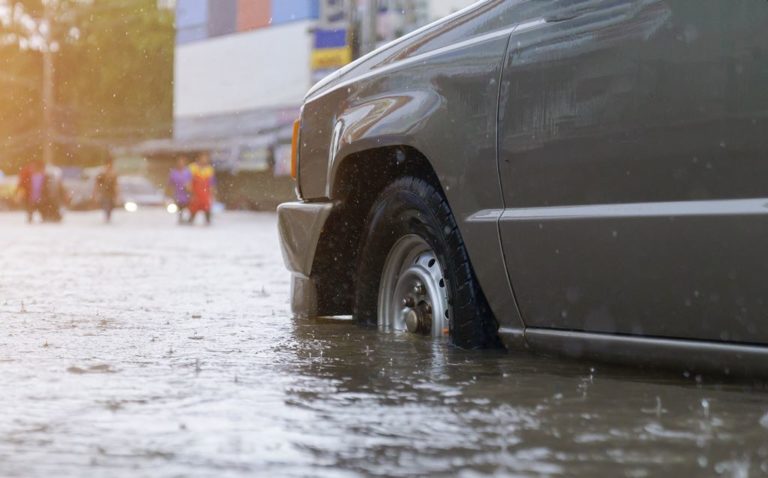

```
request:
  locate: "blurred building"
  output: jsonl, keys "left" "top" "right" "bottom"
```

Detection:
{"left": 372, "top": 0, "right": 478, "bottom": 46}
{"left": 132, "top": 0, "right": 476, "bottom": 210}
{"left": 173, "top": 0, "right": 314, "bottom": 174}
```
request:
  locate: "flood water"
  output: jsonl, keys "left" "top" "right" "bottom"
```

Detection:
{"left": 0, "top": 210, "right": 767, "bottom": 477}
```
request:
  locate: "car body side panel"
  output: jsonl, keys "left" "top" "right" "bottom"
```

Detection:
{"left": 296, "top": 1, "right": 525, "bottom": 331}
{"left": 498, "top": 0, "right": 768, "bottom": 344}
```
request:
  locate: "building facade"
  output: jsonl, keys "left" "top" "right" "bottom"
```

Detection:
{"left": 137, "top": 0, "right": 477, "bottom": 209}
{"left": 174, "top": 0, "right": 318, "bottom": 178}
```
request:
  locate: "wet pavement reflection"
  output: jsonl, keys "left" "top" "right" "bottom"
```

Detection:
{"left": 0, "top": 210, "right": 767, "bottom": 477}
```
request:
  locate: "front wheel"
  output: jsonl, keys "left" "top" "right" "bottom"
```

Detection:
{"left": 354, "top": 177, "right": 500, "bottom": 349}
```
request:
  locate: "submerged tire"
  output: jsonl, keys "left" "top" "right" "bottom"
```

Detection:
{"left": 353, "top": 176, "right": 501, "bottom": 349}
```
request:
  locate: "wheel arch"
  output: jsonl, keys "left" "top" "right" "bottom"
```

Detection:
{"left": 309, "top": 145, "right": 444, "bottom": 316}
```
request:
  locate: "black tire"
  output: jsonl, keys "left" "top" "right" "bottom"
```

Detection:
{"left": 353, "top": 176, "right": 501, "bottom": 349}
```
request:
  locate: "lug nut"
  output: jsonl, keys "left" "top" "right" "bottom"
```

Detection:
{"left": 413, "top": 283, "right": 425, "bottom": 296}
{"left": 402, "top": 296, "right": 415, "bottom": 308}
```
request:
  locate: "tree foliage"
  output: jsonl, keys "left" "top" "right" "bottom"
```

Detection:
{"left": 0, "top": 0, "right": 174, "bottom": 171}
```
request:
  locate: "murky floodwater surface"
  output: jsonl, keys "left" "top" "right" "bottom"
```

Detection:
{"left": 0, "top": 211, "right": 767, "bottom": 477}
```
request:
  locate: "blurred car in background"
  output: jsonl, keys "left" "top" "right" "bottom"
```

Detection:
{"left": 63, "top": 168, "right": 170, "bottom": 212}
{"left": 63, "top": 168, "right": 96, "bottom": 210}
{"left": 117, "top": 175, "right": 169, "bottom": 212}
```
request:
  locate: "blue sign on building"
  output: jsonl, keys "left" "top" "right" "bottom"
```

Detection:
{"left": 314, "top": 29, "right": 347, "bottom": 49}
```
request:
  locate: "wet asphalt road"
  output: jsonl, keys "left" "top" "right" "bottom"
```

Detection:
{"left": 1, "top": 209, "right": 768, "bottom": 477}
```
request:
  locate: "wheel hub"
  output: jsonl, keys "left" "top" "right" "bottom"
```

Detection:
{"left": 402, "top": 280, "right": 434, "bottom": 334}
{"left": 378, "top": 235, "right": 450, "bottom": 338}
{"left": 404, "top": 308, "right": 421, "bottom": 334}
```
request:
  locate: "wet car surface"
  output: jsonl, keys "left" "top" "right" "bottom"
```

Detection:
{"left": 1, "top": 210, "right": 767, "bottom": 477}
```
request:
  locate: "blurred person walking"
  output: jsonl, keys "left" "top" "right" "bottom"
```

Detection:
{"left": 188, "top": 153, "right": 216, "bottom": 225}
{"left": 93, "top": 158, "right": 119, "bottom": 223}
{"left": 17, "top": 159, "right": 47, "bottom": 223}
{"left": 169, "top": 156, "right": 192, "bottom": 224}
{"left": 40, "top": 163, "right": 65, "bottom": 222}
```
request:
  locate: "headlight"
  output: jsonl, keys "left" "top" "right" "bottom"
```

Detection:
{"left": 124, "top": 202, "right": 138, "bottom": 212}
{"left": 167, "top": 204, "right": 179, "bottom": 214}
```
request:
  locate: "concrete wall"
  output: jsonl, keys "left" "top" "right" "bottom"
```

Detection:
{"left": 174, "top": 20, "right": 314, "bottom": 119}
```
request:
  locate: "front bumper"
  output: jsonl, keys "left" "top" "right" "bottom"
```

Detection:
{"left": 277, "top": 201, "right": 334, "bottom": 318}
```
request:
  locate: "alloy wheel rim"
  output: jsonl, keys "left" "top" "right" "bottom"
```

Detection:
{"left": 378, "top": 235, "right": 450, "bottom": 338}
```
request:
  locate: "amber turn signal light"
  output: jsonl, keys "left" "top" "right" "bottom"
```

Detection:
{"left": 291, "top": 119, "right": 301, "bottom": 180}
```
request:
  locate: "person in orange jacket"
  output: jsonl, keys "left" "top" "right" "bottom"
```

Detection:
{"left": 188, "top": 153, "right": 216, "bottom": 225}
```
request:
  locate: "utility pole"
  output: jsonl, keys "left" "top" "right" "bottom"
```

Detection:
{"left": 403, "top": 0, "right": 419, "bottom": 31}
{"left": 41, "top": 0, "right": 55, "bottom": 166}
{"left": 360, "top": 0, "right": 378, "bottom": 56}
